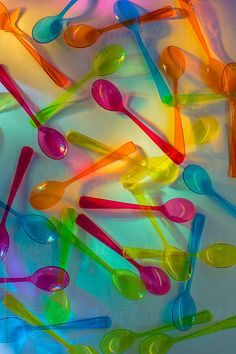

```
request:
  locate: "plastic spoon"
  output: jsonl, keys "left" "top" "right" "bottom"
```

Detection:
{"left": 36, "top": 45, "right": 126, "bottom": 125}
{"left": 183, "top": 164, "right": 236, "bottom": 216}
{"left": 0, "top": 315, "right": 111, "bottom": 343}
{"left": 0, "top": 146, "right": 33, "bottom": 260}
{"left": 52, "top": 217, "right": 145, "bottom": 301}
{"left": 159, "top": 46, "right": 186, "bottom": 155}
{"left": 139, "top": 313, "right": 236, "bottom": 354}
{"left": 113, "top": 0, "right": 172, "bottom": 104}
{"left": 0, "top": 266, "right": 69, "bottom": 291}
{"left": 76, "top": 214, "right": 171, "bottom": 296}
{"left": 0, "top": 65, "right": 68, "bottom": 160}
{"left": 32, "top": 0, "right": 78, "bottom": 43}
{"left": 29, "top": 141, "right": 136, "bottom": 210}
{"left": 100, "top": 310, "right": 212, "bottom": 354}
{"left": 92, "top": 79, "right": 185, "bottom": 165}
{"left": 64, "top": 5, "right": 175, "bottom": 48}
{"left": 79, "top": 196, "right": 196, "bottom": 223}
{"left": 172, "top": 213, "right": 206, "bottom": 331}
{"left": 0, "top": 2, "right": 70, "bottom": 87}
{"left": 2, "top": 294, "right": 99, "bottom": 354}
{"left": 0, "top": 92, "right": 18, "bottom": 112}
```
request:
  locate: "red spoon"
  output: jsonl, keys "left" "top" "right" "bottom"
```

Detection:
{"left": 0, "top": 146, "right": 33, "bottom": 259}
{"left": 76, "top": 214, "right": 171, "bottom": 296}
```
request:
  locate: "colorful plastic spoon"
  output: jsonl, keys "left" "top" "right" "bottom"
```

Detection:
{"left": 172, "top": 213, "right": 206, "bottom": 331}
{"left": 32, "top": 0, "right": 78, "bottom": 43}
{"left": 2, "top": 294, "right": 99, "bottom": 354}
{"left": 0, "top": 146, "right": 33, "bottom": 260}
{"left": 100, "top": 310, "right": 212, "bottom": 354}
{"left": 0, "top": 266, "right": 69, "bottom": 292}
{"left": 0, "top": 315, "right": 111, "bottom": 343}
{"left": 92, "top": 79, "right": 185, "bottom": 165}
{"left": 159, "top": 46, "right": 186, "bottom": 155}
{"left": 183, "top": 164, "right": 236, "bottom": 216}
{"left": 64, "top": 5, "right": 175, "bottom": 48}
{"left": 113, "top": 0, "right": 172, "bottom": 104}
{"left": 79, "top": 196, "right": 196, "bottom": 223}
{"left": 0, "top": 92, "right": 18, "bottom": 112}
{"left": 29, "top": 141, "right": 136, "bottom": 210}
{"left": 0, "top": 2, "right": 70, "bottom": 87}
{"left": 0, "top": 65, "right": 68, "bottom": 160}
{"left": 36, "top": 45, "right": 126, "bottom": 125}
{"left": 139, "top": 313, "right": 236, "bottom": 354}
{"left": 76, "top": 214, "right": 171, "bottom": 296}
{"left": 52, "top": 217, "right": 145, "bottom": 301}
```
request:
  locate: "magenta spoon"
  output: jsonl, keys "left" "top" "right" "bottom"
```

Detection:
{"left": 76, "top": 214, "right": 171, "bottom": 296}
{"left": 0, "top": 65, "right": 68, "bottom": 160}
{"left": 0, "top": 146, "right": 33, "bottom": 260}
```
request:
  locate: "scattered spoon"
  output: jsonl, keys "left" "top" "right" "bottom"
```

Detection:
{"left": 172, "top": 213, "right": 206, "bottom": 331}
{"left": 183, "top": 164, "right": 236, "bottom": 216}
{"left": 188, "top": 116, "right": 219, "bottom": 145}
{"left": 113, "top": 0, "right": 172, "bottom": 104}
{"left": 0, "top": 2, "right": 70, "bottom": 87}
{"left": 45, "top": 290, "right": 71, "bottom": 324}
{"left": 36, "top": 45, "right": 126, "bottom": 125}
{"left": 52, "top": 217, "right": 145, "bottom": 301}
{"left": 64, "top": 5, "right": 175, "bottom": 48}
{"left": 29, "top": 141, "right": 137, "bottom": 210}
{"left": 76, "top": 214, "right": 171, "bottom": 296}
{"left": 92, "top": 79, "right": 185, "bottom": 165}
{"left": 79, "top": 196, "right": 196, "bottom": 223}
{"left": 0, "top": 266, "right": 69, "bottom": 292}
{"left": 0, "top": 65, "right": 68, "bottom": 160}
{"left": 32, "top": 0, "right": 78, "bottom": 43}
{"left": 0, "top": 146, "right": 33, "bottom": 260}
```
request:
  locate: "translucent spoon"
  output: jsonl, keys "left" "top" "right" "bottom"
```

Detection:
{"left": 0, "top": 315, "right": 111, "bottom": 343}
{"left": 36, "top": 45, "right": 126, "bottom": 125}
{"left": 79, "top": 196, "right": 196, "bottom": 223}
{"left": 76, "top": 214, "right": 171, "bottom": 296}
{"left": 92, "top": 79, "right": 185, "bottom": 165}
{"left": 0, "top": 2, "right": 70, "bottom": 87}
{"left": 159, "top": 46, "right": 186, "bottom": 155}
{"left": 32, "top": 0, "right": 78, "bottom": 43}
{"left": 0, "top": 146, "right": 33, "bottom": 260}
{"left": 0, "top": 266, "right": 69, "bottom": 292}
{"left": 172, "top": 213, "right": 206, "bottom": 331}
{"left": 113, "top": 0, "right": 172, "bottom": 104}
{"left": 0, "top": 65, "right": 68, "bottom": 160}
{"left": 2, "top": 294, "right": 99, "bottom": 354}
{"left": 100, "top": 310, "right": 212, "bottom": 354}
{"left": 64, "top": 5, "right": 175, "bottom": 48}
{"left": 139, "top": 314, "right": 236, "bottom": 354}
{"left": 29, "top": 141, "right": 136, "bottom": 210}
{"left": 52, "top": 217, "right": 145, "bottom": 301}
{"left": 0, "top": 92, "right": 18, "bottom": 112}
{"left": 183, "top": 164, "right": 236, "bottom": 216}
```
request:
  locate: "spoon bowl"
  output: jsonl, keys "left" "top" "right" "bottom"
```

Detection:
{"left": 32, "top": 16, "right": 63, "bottom": 43}
{"left": 163, "top": 247, "right": 190, "bottom": 282}
{"left": 160, "top": 46, "right": 186, "bottom": 82}
{"left": 22, "top": 214, "right": 58, "bottom": 244}
{"left": 112, "top": 269, "right": 145, "bottom": 300}
{"left": 0, "top": 223, "right": 9, "bottom": 259}
{"left": 92, "top": 79, "right": 123, "bottom": 111}
{"left": 139, "top": 333, "right": 174, "bottom": 354}
{"left": 64, "top": 24, "right": 100, "bottom": 48}
{"left": 69, "top": 345, "right": 99, "bottom": 354}
{"left": 200, "top": 243, "right": 236, "bottom": 268}
{"left": 45, "top": 290, "right": 71, "bottom": 324}
{"left": 92, "top": 45, "right": 126, "bottom": 76}
{"left": 172, "top": 292, "right": 196, "bottom": 331}
{"left": 139, "top": 265, "right": 171, "bottom": 296}
{"left": 100, "top": 329, "right": 137, "bottom": 354}
{"left": 183, "top": 164, "right": 212, "bottom": 194}
{"left": 0, "top": 317, "right": 28, "bottom": 343}
{"left": 30, "top": 266, "right": 69, "bottom": 292}
{"left": 29, "top": 181, "right": 65, "bottom": 210}
{"left": 38, "top": 126, "right": 68, "bottom": 160}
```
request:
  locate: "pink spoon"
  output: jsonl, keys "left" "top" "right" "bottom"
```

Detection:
{"left": 0, "top": 65, "right": 68, "bottom": 160}
{"left": 76, "top": 214, "right": 171, "bottom": 296}
{"left": 91, "top": 79, "right": 185, "bottom": 165}
{"left": 79, "top": 196, "right": 196, "bottom": 223}
{"left": 0, "top": 146, "right": 33, "bottom": 260}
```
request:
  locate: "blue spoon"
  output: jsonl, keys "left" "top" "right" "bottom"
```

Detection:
{"left": 183, "top": 164, "right": 236, "bottom": 216}
{"left": 32, "top": 0, "right": 78, "bottom": 43}
{"left": 113, "top": 0, "right": 172, "bottom": 104}
{"left": 0, "top": 316, "right": 112, "bottom": 343}
{"left": 172, "top": 213, "right": 206, "bottom": 331}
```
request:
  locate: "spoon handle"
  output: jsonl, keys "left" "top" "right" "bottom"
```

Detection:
{"left": 0, "top": 276, "right": 28, "bottom": 283}
{"left": 123, "top": 247, "right": 163, "bottom": 259}
{"left": 210, "top": 190, "right": 236, "bottom": 216}
{"left": 173, "top": 80, "right": 186, "bottom": 155}
{"left": 123, "top": 108, "right": 185, "bottom": 164}
{"left": 1, "top": 146, "right": 33, "bottom": 224}
{"left": 59, "top": 208, "right": 77, "bottom": 268}
{"left": 37, "top": 316, "right": 112, "bottom": 330}
{"left": 59, "top": 0, "right": 78, "bottom": 17}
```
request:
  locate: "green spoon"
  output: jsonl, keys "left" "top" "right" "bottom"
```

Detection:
{"left": 0, "top": 92, "right": 18, "bottom": 112}
{"left": 139, "top": 313, "right": 236, "bottom": 354}
{"left": 100, "top": 310, "right": 212, "bottom": 354}
{"left": 51, "top": 217, "right": 145, "bottom": 301}
{"left": 35, "top": 45, "right": 126, "bottom": 125}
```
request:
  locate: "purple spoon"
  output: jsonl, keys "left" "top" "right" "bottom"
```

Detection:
{"left": 0, "top": 65, "right": 68, "bottom": 160}
{"left": 0, "top": 146, "right": 33, "bottom": 260}
{"left": 0, "top": 266, "right": 69, "bottom": 292}
{"left": 76, "top": 214, "right": 171, "bottom": 296}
